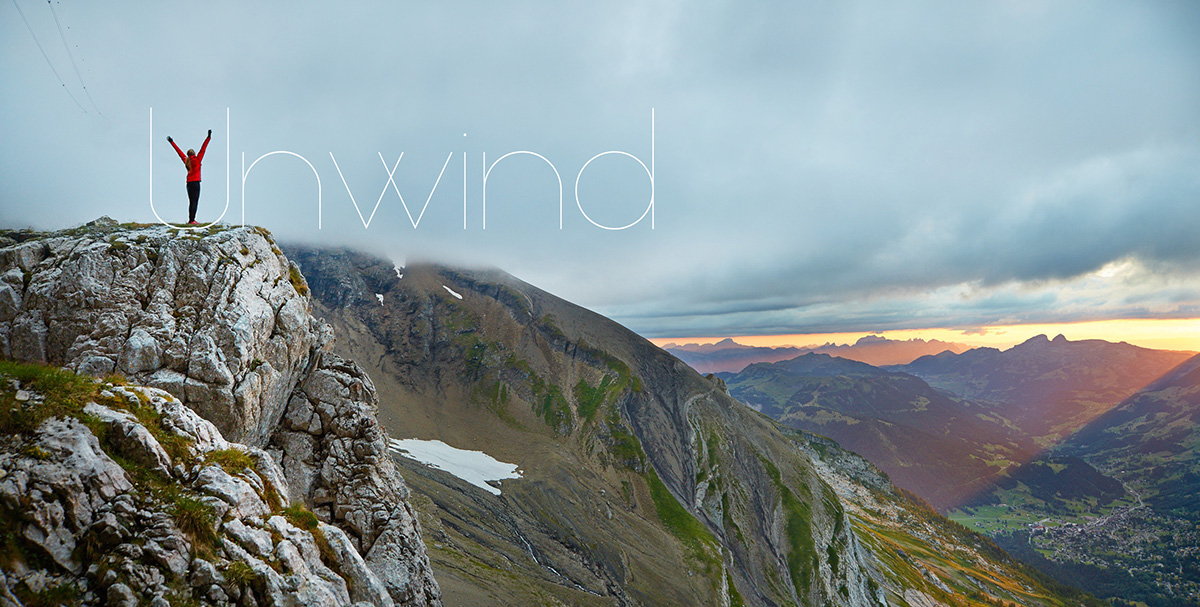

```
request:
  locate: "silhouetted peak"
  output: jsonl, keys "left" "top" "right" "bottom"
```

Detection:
{"left": 855, "top": 335, "right": 888, "bottom": 345}
{"left": 1021, "top": 334, "right": 1050, "bottom": 346}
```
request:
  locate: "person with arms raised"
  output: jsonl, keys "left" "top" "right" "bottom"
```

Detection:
{"left": 168, "top": 129, "right": 211, "bottom": 225}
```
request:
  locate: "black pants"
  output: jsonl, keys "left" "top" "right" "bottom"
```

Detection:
{"left": 187, "top": 181, "right": 201, "bottom": 222}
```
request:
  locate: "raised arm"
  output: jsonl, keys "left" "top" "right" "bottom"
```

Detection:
{"left": 197, "top": 130, "right": 212, "bottom": 161}
{"left": 168, "top": 137, "right": 187, "bottom": 163}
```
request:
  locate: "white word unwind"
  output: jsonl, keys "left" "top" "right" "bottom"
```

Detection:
{"left": 149, "top": 108, "right": 655, "bottom": 231}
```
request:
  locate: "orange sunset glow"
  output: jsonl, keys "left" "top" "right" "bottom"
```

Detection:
{"left": 652, "top": 317, "right": 1200, "bottom": 353}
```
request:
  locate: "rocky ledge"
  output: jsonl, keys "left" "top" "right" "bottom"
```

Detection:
{"left": 0, "top": 218, "right": 440, "bottom": 606}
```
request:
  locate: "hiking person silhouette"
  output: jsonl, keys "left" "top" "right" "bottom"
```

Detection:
{"left": 167, "top": 130, "right": 211, "bottom": 225}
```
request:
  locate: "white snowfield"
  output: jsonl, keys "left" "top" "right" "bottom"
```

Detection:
{"left": 388, "top": 438, "right": 521, "bottom": 495}
{"left": 442, "top": 285, "right": 463, "bottom": 299}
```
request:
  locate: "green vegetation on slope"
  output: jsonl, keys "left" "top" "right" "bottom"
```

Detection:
{"left": 646, "top": 467, "right": 722, "bottom": 589}
{"left": 574, "top": 375, "right": 614, "bottom": 423}
{"left": 0, "top": 360, "right": 99, "bottom": 434}
{"left": 758, "top": 455, "right": 817, "bottom": 597}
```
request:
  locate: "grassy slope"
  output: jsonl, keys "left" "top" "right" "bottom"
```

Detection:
{"left": 288, "top": 249, "right": 1094, "bottom": 607}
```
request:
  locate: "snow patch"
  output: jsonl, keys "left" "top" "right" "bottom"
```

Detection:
{"left": 388, "top": 438, "right": 520, "bottom": 495}
{"left": 375, "top": 293, "right": 384, "bottom": 305}
{"left": 390, "top": 254, "right": 405, "bottom": 280}
{"left": 443, "top": 285, "right": 463, "bottom": 299}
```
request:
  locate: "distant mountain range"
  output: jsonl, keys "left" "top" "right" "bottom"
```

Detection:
{"left": 891, "top": 334, "right": 1194, "bottom": 445}
{"left": 717, "top": 353, "right": 1033, "bottom": 510}
{"left": 663, "top": 335, "right": 971, "bottom": 373}
{"left": 714, "top": 333, "right": 1197, "bottom": 605}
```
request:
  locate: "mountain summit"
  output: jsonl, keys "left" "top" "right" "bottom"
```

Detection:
{"left": 0, "top": 218, "right": 440, "bottom": 606}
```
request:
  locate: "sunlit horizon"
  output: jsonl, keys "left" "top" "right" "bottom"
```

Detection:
{"left": 649, "top": 317, "right": 1200, "bottom": 354}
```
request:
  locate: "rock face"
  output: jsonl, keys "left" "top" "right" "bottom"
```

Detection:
{"left": 0, "top": 219, "right": 440, "bottom": 606}
{"left": 0, "top": 379, "right": 396, "bottom": 606}
{"left": 270, "top": 353, "right": 438, "bottom": 605}
{"left": 0, "top": 218, "right": 317, "bottom": 446}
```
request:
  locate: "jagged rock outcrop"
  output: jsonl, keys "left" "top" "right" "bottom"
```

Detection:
{"left": 0, "top": 377, "right": 395, "bottom": 606}
{"left": 0, "top": 219, "right": 440, "bottom": 606}
{"left": 270, "top": 353, "right": 437, "bottom": 605}
{"left": 0, "top": 217, "right": 317, "bottom": 447}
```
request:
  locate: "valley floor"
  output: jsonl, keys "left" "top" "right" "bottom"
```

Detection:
{"left": 950, "top": 474, "right": 1200, "bottom": 606}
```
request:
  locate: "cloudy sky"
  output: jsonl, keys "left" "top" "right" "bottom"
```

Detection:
{"left": 3, "top": 1, "right": 1199, "bottom": 345}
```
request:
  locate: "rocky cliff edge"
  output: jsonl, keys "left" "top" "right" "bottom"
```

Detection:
{"left": 0, "top": 217, "right": 440, "bottom": 606}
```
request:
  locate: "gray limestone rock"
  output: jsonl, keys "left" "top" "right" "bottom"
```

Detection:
{"left": 273, "top": 353, "right": 440, "bottom": 606}
{"left": 0, "top": 416, "right": 132, "bottom": 575}
{"left": 320, "top": 523, "right": 396, "bottom": 607}
{"left": 0, "top": 224, "right": 323, "bottom": 446}
{"left": 0, "top": 376, "right": 420, "bottom": 606}
{"left": 0, "top": 221, "right": 441, "bottom": 606}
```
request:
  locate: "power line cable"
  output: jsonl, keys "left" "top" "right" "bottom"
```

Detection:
{"left": 9, "top": 0, "right": 89, "bottom": 114}
{"left": 45, "top": 0, "right": 103, "bottom": 116}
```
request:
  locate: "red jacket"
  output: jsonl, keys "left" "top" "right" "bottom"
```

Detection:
{"left": 171, "top": 135, "right": 210, "bottom": 182}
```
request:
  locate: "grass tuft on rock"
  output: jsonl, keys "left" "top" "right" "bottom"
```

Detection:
{"left": 283, "top": 502, "right": 342, "bottom": 579}
{"left": 106, "top": 388, "right": 195, "bottom": 466}
{"left": 0, "top": 360, "right": 98, "bottom": 435}
{"left": 14, "top": 582, "right": 80, "bottom": 607}
{"left": 172, "top": 495, "right": 218, "bottom": 549}
{"left": 288, "top": 265, "right": 309, "bottom": 296}
{"left": 206, "top": 448, "right": 256, "bottom": 475}
{"left": 224, "top": 560, "right": 258, "bottom": 588}
{"left": 283, "top": 503, "right": 320, "bottom": 531}
{"left": 20, "top": 445, "right": 51, "bottom": 460}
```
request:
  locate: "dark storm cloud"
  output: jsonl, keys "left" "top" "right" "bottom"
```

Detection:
{"left": 3, "top": 1, "right": 1198, "bottom": 337}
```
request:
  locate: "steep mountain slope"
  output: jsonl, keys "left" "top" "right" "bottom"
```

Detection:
{"left": 718, "top": 353, "right": 1033, "bottom": 510}
{"left": 0, "top": 218, "right": 441, "bottom": 606}
{"left": 893, "top": 335, "right": 1192, "bottom": 444}
{"left": 287, "top": 245, "right": 1096, "bottom": 607}
{"left": 1064, "top": 352, "right": 1200, "bottom": 520}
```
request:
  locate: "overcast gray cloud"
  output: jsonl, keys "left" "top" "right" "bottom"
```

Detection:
{"left": 2, "top": 0, "right": 1198, "bottom": 339}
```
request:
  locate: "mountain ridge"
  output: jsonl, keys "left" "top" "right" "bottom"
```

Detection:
{"left": 892, "top": 334, "right": 1193, "bottom": 444}
{"left": 286, "top": 243, "right": 1098, "bottom": 607}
